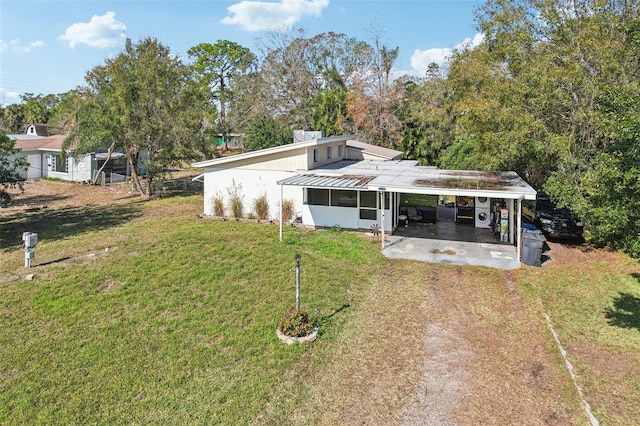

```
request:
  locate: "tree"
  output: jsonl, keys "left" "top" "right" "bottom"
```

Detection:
{"left": 347, "top": 28, "right": 404, "bottom": 148}
{"left": 258, "top": 29, "right": 368, "bottom": 129}
{"left": 188, "top": 40, "right": 255, "bottom": 152}
{"left": 244, "top": 116, "right": 292, "bottom": 151}
{"left": 308, "top": 88, "right": 353, "bottom": 136}
{"left": 66, "top": 37, "right": 209, "bottom": 196}
{"left": 48, "top": 89, "right": 90, "bottom": 134}
{"left": 441, "top": 0, "right": 640, "bottom": 255}
{"left": 0, "top": 132, "right": 28, "bottom": 204}
{"left": 0, "top": 104, "right": 25, "bottom": 134}
{"left": 400, "top": 65, "right": 455, "bottom": 165}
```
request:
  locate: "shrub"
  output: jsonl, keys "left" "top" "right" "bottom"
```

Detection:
{"left": 227, "top": 180, "right": 244, "bottom": 218}
{"left": 281, "top": 199, "right": 294, "bottom": 222}
{"left": 212, "top": 193, "right": 225, "bottom": 216}
{"left": 253, "top": 194, "right": 269, "bottom": 220}
{"left": 277, "top": 308, "right": 314, "bottom": 337}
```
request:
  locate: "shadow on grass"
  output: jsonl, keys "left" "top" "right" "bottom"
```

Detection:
{"left": 4, "top": 192, "right": 70, "bottom": 208}
{"left": 36, "top": 256, "right": 72, "bottom": 266}
{"left": 604, "top": 291, "right": 640, "bottom": 331}
{"left": 0, "top": 202, "right": 143, "bottom": 250}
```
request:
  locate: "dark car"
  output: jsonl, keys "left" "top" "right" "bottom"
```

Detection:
{"left": 534, "top": 197, "right": 584, "bottom": 239}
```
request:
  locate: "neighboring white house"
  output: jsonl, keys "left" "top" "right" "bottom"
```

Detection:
{"left": 8, "top": 124, "right": 128, "bottom": 182}
{"left": 191, "top": 131, "right": 537, "bottom": 255}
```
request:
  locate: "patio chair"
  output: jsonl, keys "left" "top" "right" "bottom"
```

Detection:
{"left": 406, "top": 206, "right": 422, "bottom": 224}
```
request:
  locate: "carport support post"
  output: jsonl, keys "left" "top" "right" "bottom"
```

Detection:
{"left": 380, "top": 189, "right": 386, "bottom": 249}
{"left": 516, "top": 197, "right": 523, "bottom": 262}
{"left": 279, "top": 183, "right": 283, "bottom": 242}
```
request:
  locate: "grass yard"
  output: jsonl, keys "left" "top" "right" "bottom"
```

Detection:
{"left": 1, "top": 179, "right": 639, "bottom": 425}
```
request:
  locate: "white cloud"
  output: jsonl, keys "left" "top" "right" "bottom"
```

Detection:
{"left": 410, "top": 33, "right": 485, "bottom": 76}
{"left": 0, "top": 87, "right": 20, "bottom": 106}
{"left": 58, "top": 11, "right": 126, "bottom": 48}
{"left": 17, "top": 40, "right": 45, "bottom": 53}
{"left": 222, "top": 0, "right": 329, "bottom": 31}
{"left": 0, "top": 39, "right": 45, "bottom": 53}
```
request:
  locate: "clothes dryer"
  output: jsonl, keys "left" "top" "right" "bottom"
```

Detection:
{"left": 476, "top": 196, "right": 491, "bottom": 209}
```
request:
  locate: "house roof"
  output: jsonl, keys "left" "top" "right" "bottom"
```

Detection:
{"left": 12, "top": 134, "right": 68, "bottom": 152}
{"left": 191, "top": 134, "right": 357, "bottom": 168}
{"left": 278, "top": 160, "right": 537, "bottom": 200}
{"left": 346, "top": 140, "right": 403, "bottom": 160}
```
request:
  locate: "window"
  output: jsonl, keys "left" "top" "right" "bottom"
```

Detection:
{"left": 307, "top": 188, "right": 329, "bottom": 205}
{"left": 359, "top": 209, "right": 377, "bottom": 220}
{"left": 359, "top": 191, "right": 378, "bottom": 220}
{"left": 327, "top": 146, "right": 332, "bottom": 159}
{"left": 338, "top": 144, "right": 343, "bottom": 157}
{"left": 330, "top": 189, "right": 357, "bottom": 207}
{"left": 313, "top": 148, "right": 319, "bottom": 163}
{"left": 360, "top": 191, "right": 377, "bottom": 208}
{"left": 50, "top": 154, "right": 67, "bottom": 172}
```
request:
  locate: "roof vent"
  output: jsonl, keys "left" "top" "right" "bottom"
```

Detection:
{"left": 293, "top": 130, "right": 323, "bottom": 143}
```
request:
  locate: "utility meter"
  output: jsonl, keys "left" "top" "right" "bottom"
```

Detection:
{"left": 22, "top": 232, "right": 38, "bottom": 248}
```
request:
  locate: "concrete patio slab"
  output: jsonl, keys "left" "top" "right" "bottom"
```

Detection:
{"left": 382, "top": 221, "right": 520, "bottom": 270}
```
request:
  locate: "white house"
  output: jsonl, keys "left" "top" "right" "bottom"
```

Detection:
{"left": 8, "top": 124, "right": 128, "bottom": 182}
{"left": 192, "top": 131, "right": 537, "bottom": 260}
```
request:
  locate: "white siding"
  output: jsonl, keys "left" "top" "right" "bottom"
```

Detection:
{"left": 203, "top": 168, "right": 302, "bottom": 219}
{"left": 26, "top": 153, "right": 44, "bottom": 179}
{"left": 307, "top": 141, "right": 347, "bottom": 169}
{"left": 201, "top": 167, "right": 393, "bottom": 231}
{"left": 226, "top": 148, "right": 308, "bottom": 171}
{"left": 47, "top": 153, "right": 93, "bottom": 182}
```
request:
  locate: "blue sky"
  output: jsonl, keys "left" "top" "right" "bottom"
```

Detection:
{"left": 0, "top": 0, "right": 483, "bottom": 105}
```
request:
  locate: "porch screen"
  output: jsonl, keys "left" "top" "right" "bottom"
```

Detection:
{"left": 307, "top": 189, "right": 329, "bottom": 205}
{"left": 330, "top": 190, "right": 357, "bottom": 207}
{"left": 359, "top": 191, "right": 377, "bottom": 220}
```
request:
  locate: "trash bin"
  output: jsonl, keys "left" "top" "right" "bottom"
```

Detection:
{"left": 521, "top": 229, "right": 545, "bottom": 266}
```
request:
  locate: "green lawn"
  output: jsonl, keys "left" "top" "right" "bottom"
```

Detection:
{"left": 1, "top": 185, "right": 639, "bottom": 425}
{"left": 0, "top": 194, "right": 384, "bottom": 424}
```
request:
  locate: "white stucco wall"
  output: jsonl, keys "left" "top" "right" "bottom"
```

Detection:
{"left": 201, "top": 168, "right": 393, "bottom": 231}
{"left": 47, "top": 153, "right": 93, "bottom": 182}
{"left": 203, "top": 168, "right": 301, "bottom": 220}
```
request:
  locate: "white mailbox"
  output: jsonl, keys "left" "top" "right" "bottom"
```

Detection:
{"left": 22, "top": 232, "right": 38, "bottom": 248}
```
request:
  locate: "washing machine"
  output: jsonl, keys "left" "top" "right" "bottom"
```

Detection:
{"left": 475, "top": 207, "right": 491, "bottom": 228}
{"left": 475, "top": 197, "right": 491, "bottom": 228}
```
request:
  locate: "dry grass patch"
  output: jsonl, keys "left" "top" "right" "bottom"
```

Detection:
{"left": 521, "top": 242, "right": 640, "bottom": 425}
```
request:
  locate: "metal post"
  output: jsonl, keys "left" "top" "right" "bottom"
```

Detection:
{"left": 379, "top": 189, "right": 386, "bottom": 250}
{"left": 295, "top": 253, "right": 301, "bottom": 311}
{"left": 279, "top": 184, "right": 284, "bottom": 242}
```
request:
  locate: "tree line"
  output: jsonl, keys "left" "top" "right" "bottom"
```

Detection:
{"left": 1, "top": 0, "right": 639, "bottom": 257}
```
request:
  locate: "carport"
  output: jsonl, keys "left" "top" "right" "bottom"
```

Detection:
{"left": 278, "top": 160, "right": 537, "bottom": 266}
{"left": 365, "top": 164, "right": 537, "bottom": 263}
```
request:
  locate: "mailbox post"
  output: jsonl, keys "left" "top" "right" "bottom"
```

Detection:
{"left": 22, "top": 232, "right": 38, "bottom": 268}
